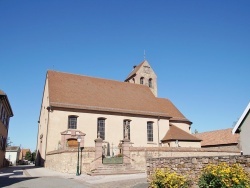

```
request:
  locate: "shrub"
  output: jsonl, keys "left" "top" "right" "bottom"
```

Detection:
{"left": 149, "top": 168, "right": 190, "bottom": 188}
{"left": 198, "top": 162, "right": 250, "bottom": 188}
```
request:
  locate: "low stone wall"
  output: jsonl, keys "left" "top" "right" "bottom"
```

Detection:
{"left": 45, "top": 146, "right": 241, "bottom": 174}
{"left": 130, "top": 147, "right": 240, "bottom": 172}
{"left": 45, "top": 147, "right": 95, "bottom": 174}
{"left": 147, "top": 155, "right": 250, "bottom": 185}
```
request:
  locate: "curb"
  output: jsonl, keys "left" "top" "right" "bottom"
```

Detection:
{"left": 23, "top": 169, "right": 31, "bottom": 177}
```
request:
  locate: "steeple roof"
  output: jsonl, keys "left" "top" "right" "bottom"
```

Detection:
{"left": 124, "top": 61, "right": 145, "bottom": 81}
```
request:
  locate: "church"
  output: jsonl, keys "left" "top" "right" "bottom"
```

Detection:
{"left": 36, "top": 60, "right": 201, "bottom": 167}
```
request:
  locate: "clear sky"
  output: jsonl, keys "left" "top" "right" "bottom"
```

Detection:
{"left": 1, "top": 1, "right": 249, "bottom": 152}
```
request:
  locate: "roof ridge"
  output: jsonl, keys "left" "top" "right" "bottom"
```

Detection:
{"left": 124, "top": 61, "right": 145, "bottom": 81}
{"left": 196, "top": 128, "right": 233, "bottom": 135}
{"left": 48, "top": 70, "right": 153, "bottom": 90}
{"left": 162, "top": 124, "right": 201, "bottom": 141}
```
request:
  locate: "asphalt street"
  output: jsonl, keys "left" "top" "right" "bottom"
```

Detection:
{"left": 0, "top": 165, "right": 149, "bottom": 188}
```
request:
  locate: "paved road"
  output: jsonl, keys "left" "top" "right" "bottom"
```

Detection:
{"left": 0, "top": 166, "right": 90, "bottom": 188}
{"left": 0, "top": 165, "right": 149, "bottom": 188}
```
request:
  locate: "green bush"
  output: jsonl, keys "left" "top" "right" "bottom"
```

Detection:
{"left": 149, "top": 168, "right": 191, "bottom": 188}
{"left": 198, "top": 163, "right": 250, "bottom": 188}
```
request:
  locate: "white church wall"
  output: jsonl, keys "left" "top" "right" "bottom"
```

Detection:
{"left": 45, "top": 109, "right": 170, "bottom": 153}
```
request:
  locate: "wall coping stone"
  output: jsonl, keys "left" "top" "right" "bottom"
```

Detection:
{"left": 47, "top": 147, "right": 95, "bottom": 155}
{"left": 130, "top": 147, "right": 240, "bottom": 153}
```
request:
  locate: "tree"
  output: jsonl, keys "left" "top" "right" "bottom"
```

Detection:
{"left": 31, "top": 151, "right": 36, "bottom": 162}
{"left": 6, "top": 137, "right": 12, "bottom": 147}
{"left": 25, "top": 151, "right": 32, "bottom": 161}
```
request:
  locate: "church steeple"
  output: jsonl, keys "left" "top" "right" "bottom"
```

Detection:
{"left": 125, "top": 60, "right": 157, "bottom": 97}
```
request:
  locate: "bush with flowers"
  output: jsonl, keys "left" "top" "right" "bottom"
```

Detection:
{"left": 198, "top": 162, "right": 250, "bottom": 188}
{"left": 149, "top": 168, "right": 191, "bottom": 188}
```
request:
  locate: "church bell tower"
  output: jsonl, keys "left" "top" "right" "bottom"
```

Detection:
{"left": 125, "top": 60, "right": 157, "bottom": 97}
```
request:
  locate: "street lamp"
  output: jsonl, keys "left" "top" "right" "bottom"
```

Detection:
{"left": 76, "top": 135, "right": 81, "bottom": 176}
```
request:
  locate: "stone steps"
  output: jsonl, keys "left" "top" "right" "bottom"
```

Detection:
{"left": 88, "top": 164, "right": 144, "bottom": 176}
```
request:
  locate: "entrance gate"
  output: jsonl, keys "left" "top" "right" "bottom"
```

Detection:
{"left": 102, "top": 142, "right": 123, "bottom": 164}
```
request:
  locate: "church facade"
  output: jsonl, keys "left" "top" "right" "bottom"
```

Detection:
{"left": 36, "top": 60, "right": 201, "bottom": 167}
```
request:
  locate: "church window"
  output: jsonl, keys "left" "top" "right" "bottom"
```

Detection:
{"left": 97, "top": 118, "right": 106, "bottom": 140}
{"left": 68, "top": 116, "right": 78, "bottom": 129}
{"left": 149, "top": 78, "right": 153, "bottom": 88}
{"left": 147, "top": 121, "right": 153, "bottom": 142}
{"left": 123, "top": 119, "right": 131, "bottom": 140}
{"left": 140, "top": 77, "right": 144, "bottom": 84}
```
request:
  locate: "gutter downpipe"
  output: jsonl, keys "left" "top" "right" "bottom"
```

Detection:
{"left": 35, "top": 120, "right": 39, "bottom": 166}
{"left": 157, "top": 116, "right": 160, "bottom": 147}
{"left": 44, "top": 106, "right": 51, "bottom": 166}
{"left": 157, "top": 116, "right": 160, "bottom": 158}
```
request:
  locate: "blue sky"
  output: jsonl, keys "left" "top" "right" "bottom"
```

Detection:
{"left": 0, "top": 1, "right": 249, "bottom": 152}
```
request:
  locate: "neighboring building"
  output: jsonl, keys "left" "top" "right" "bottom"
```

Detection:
{"left": 232, "top": 102, "right": 250, "bottom": 155}
{"left": 0, "top": 90, "right": 14, "bottom": 168}
{"left": 19, "top": 148, "right": 31, "bottom": 161}
{"left": 161, "top": 124, "right": 201, "bottom": 147}
{"left": 195, "top": 128, "right": 239, "bottom": 150}
{"left": 36, "top": 60, "right": 201, "bottom": 167}
{"left": 5, "top": 146, "right": 20, "bottom": 166}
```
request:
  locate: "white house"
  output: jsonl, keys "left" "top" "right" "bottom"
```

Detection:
{"left": 5, "top": 146, "right": 21, "bottom": 166}
{"left": 232, "top": 102, "right": 250, "bottom": 155}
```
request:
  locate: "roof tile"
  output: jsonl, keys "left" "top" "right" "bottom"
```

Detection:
{"left": 195, "top": 128, "right": 239, "bottom": 146}
{"left": 162, "top": 124, "right": 201, "bottom": 141}
{"left": 48, "top": 70, "right": 190, "bottom": 122}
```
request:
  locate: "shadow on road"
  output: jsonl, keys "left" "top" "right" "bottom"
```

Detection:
{"left": 0, "top": 165, "right": 39, "bottom": 187}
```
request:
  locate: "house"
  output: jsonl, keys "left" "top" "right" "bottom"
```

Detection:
{"left": 195, "top": 128, "right": 239, "bottom": 150}
{"left": 19, "top": 148, "right": 31, "bottom": 161}
{"left": 232, "top": 102, "right": 250, "bottom": 155}
{"left": 162, "top": 124, "right": 201, "bottom": 147}
{"left": 0, "top": 90, "right": 14, "bottom": 168}
{"left": 5, "top": 146, "right": 21, "bottom": 166}
{"left": 36, "top": 60, "right": 201, "bottom": 167}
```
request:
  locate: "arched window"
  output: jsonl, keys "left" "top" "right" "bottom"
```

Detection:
{"left": 140, "top": 77, "right": 144, "bottom": 84}
{"left": 97, "top": 117, "right": 106, "bottom": 140}
{"left": 68, "top": 115, "right": 78, "bottom": 129}
{"left": 123, "top": 119, "right": 131, "bottom": 140}
{"left": 149, "top": 78, "right": 153, "bottom": 88}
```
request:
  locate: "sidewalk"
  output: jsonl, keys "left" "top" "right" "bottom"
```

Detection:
{"left": 24, "top": 165, "right": 149, "bottom": 188}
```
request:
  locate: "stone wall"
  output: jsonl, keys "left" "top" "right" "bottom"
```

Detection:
{"left": 44, "top": 146, "right": 241, "bottom": 174}
{"left": 45, "top": 147, "right": 95, "bottom": 174}
{"left": 147, "top": 155, "right": 250, "bottom": 186}
{"left": 201, "top": 144, "right": 239, "bottom": 151}
{"left": 130, "top": 147, "right": 240, "bottom": 171}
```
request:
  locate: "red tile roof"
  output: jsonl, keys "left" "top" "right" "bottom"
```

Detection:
{"left": 195, "top": 128, "right": 239, "bottom": 146}
{"left": 47, "top": 70, "right": 190, "bottom": 122}
{"left": 162, "top": 124, "right": 201, "bottom": 141}
{"left": 156, "top": 98, "right": 190, "bottom": 122}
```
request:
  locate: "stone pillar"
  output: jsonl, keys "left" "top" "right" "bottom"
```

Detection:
{"left": 94, "top": 133, "right": 103, "bottom": 166}
{"left": 122, "top": 138, "right": 130, "bottom": 164}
